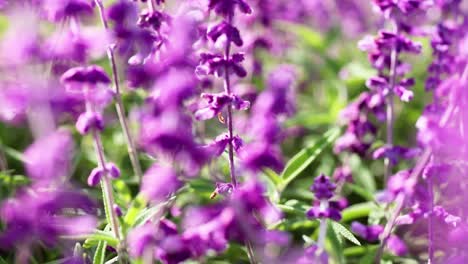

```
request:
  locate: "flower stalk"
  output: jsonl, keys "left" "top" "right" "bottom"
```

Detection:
{"left": 94, "top": 0, "right": 143, "bottom": 181}
{"left": 223, "top": 14, "right": 237, "bottom": 188}
{"left": 385, "top": 20, "right": 399, "bottom": 182}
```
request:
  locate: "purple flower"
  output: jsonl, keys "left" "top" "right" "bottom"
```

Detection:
{"left": 87, "top": 162, "right": 121, "bottom": 186}
{"left": 231, "top": 180, "right": 282, "bottom": 225}
{"left": 372, "top": 146, "right": 421, "bottom": 165}
{"left": 240, "top": 142, "right": 284, "bottom": 173}
{"left": 387, "top": 235, "right": 407, "bottom": 256}
{"left": 203, "top": 133, "right": 243, "bottom": 157}
{"left": 306, "top": 175, "right": 344, "bottom": 221}
{"left": 252, "top": 65, "right": 297, "bottom": 116}
{"left": 387, "top": 169, "right": 416, "bottom": 197}
{"left": 127, "top": 219, "right": 186, "bottom": 262}
{"left": 151, "top": 69, "right": 197, "bottom": 108}
{"left": 141, "top": 164, "right": 182, "bottom": 202}
{"left": 0, "top": 188, "right": 96, "bottom": 249}
{"left": 182, "top": 207, "right": 234, "bottom": 256}
{"left": 208, "top": 0, "right": 252, "bottom": 17}
{"left": 75, "top": 111, "right": 104, "bottom": 135}
{"left": 351, "top": 222, "right": 383, "bottom": 242}
{"left": 23, "top": 130, "right": 74, "bottom": 183}
{"left": 297, "top": 244, "right": 328, "bottom": 264}
{"left": 208, "top": 21, "right": 243, "bottom": 46}
{"left": 196, "top": 52, "right": 247, "bottom": 78}
{"left": 43, "top": 0, "right": 94, "bottom": 22}
{"left": 0, "top": 85, "right": 28, "bottom": 125}
{"left": 311, "top": 174, "right": 336, "bottom": 200}
{"left": 137, "top": 9, "right": 171, "bottom": 31}
{"left": 61, "top": 65, "right": 111, "bottom": 87}
{"left": 210, "top": 182, "right": 234, "bottom": 199}
{"left": 195, "top": 92, "right": 250, "bottom": 120}
{"left": 139, "top": 111, "right": 208, "bottom": 175}
{"left": 332, "top": 165, "right": 353, "bottom": 183}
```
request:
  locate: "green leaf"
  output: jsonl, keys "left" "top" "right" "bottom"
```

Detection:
{"left": 104, "top": 257, "right": 119, "bottom": 264}
{"left": 113, "top": 180, "right": 132, "bottom": 204}
{"left": 124, "top": 195, "right": 147, "bottom": 227}
{"left": 277, "top": 200, "right": 310, "bottom": 217}
{"left": 260, "top": 173, "right": 280, "bottom": 203}
{"left": 93, "top": 239, "right": 107, "bottom": 264}
{"left": 83, "top": 229, "right": 118, "bottom": 249}
{"left": 341, "top": 202, "right": 374, "bottom": 222}
{"left": 0, "top": 255, "right": 8, "bottom": 264}
{"left": 1, "top": 144, "right": 25, "bottom": 162}
{"left": 279, "top": 22, "right": 325, "bottom": 52}
{"left": 331, "top": 221, "right": 361, "bottom": 246}
{"left": 327, "top": 220, "right": 344, "bottom": 264}
{"left": 349, "top": 155, "right": 376, "bottom": 192}
{"left": 346, "top": 183, "right": 375, "bottom": 201}
{"left": 262, "top": 168, "right": 282, "bottom": 187}
{"left": 133, "top": 197, "right": 175, "bottom": 227}
{"left": 279, "top": 127, "right": 341, "bottom": 191}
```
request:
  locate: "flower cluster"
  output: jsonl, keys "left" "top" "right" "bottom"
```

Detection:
{"left": 306, "top": 174, "right": 345, "bottom": 221}
{"left": 128, "top": 180, "right": 285, "bottom": 262}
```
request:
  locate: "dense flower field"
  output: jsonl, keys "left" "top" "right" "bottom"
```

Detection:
{"left": 0, "top": 0, "right": 467, "bottom": 263}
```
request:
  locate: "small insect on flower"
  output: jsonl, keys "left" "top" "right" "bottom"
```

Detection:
{"left": 218, "top": 112, "right": 226, "bottom": 124}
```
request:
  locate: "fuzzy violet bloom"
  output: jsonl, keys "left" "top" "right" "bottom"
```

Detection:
{"left": 306, "top": 174, "right": 345, "bottom": 221}
{"left": 0, "top": 188, "right": 97, "bottom": 250}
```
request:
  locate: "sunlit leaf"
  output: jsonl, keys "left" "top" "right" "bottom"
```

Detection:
{"left": 279, "top": 127, "right": 341, "bottom": 191}
{"left": 331, "top": 221, "right": 361, "bottom": 246}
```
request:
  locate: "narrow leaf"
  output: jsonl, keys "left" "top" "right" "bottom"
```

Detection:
{"left": 327, "top": 220, "right": 344, "bottom": 264}
{"left": 341, "top": 202, "right": 374, "bottom": 222}
{"left": 124, "top": 195, "right": 147, "bottom": 227}
{"left": 279, "top": 127, "right": 340, "bottom": 191}
{"left": 93, "top": 240, "right": 107, "bottom": 264}
{"left": 262, "top": 168, "right": 282, "bottom": 187}
{"left": 331, "top": 221, "right": 361, "bottom": 246}
{"left": 83, "top": 229, "right": 118, "bottom": 249}
{"left": 0, "top": 256, "right": 8, "bottom": 264}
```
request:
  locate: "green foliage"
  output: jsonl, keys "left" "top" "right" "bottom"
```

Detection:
{"left": 92, "top": 239, "right": 107, "bottom": 264}
{"left": 279, "top": 127, "right": 341, "bottom": 192}
{"left": 331, "top": 221, "right": 361, "bottom": 246}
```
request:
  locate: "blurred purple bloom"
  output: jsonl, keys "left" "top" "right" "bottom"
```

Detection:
{"left": 332, "top": 165, "right": 353, "bottom": 183}
{"left": 372, "top": 146, "right": 421, "bottom": 165}
{"left": 387, "top": 235, "right": 407, "bottom": 256}
{"left": 139, "top": 111, "right": 208, "bottom": 175}
{"left": 24, "top": 130, "right": 74, "bottom": 183}
{"left": 240, "top": 142, "right": 284, "bottom": 173}
{"left": 43, "top": 0, "right": 94, "bottom": 22}
{"left": 253, "top": 65, "right": 297, "bottom": 116}
{"left": 0, "top": 188, "right": 96, "bottom": 249}
{"left": 141, "top": 164, "right": 182, "bottom": 202}
{"left": 351, "top": 222, "right": 383, "bottom": 242}
{"left": 297, "top": 244, "right": 328, "bottom": 264}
